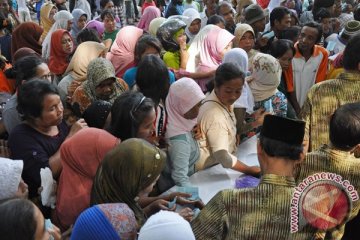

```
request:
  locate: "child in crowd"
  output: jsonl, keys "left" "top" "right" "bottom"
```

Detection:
{"left": 101, "top": 9, "right": 119, "bottom": 45}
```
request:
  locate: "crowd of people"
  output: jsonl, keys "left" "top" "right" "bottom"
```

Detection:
{"left": 0, "top": 0, "right": 360, "bottom": 239}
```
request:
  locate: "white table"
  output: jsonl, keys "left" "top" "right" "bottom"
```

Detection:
{"left": 168, "top": 136, "right": 259, "bottom": 204}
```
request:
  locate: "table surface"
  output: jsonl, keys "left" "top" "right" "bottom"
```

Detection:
{"left": 168, "top": 136, "right": 259, "bottom": 204}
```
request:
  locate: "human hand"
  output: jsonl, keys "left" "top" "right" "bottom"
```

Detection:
{"left": 48, "top": 224, "right": 61, "bottom": 240}
{"left": 177, "top": 207, "right": 194, "bottom": 222}
{"left": 192, "top": 124, "right": 202, "bottom": 140}
{"left": 166, "top": 192, "right": 192, "bottom": 201}
{"left": 252, "top": 108, "right": 269, "bottom": 128}
{"left": 67, "top": 118, "right": 87, "bottom": 138}
{"left": 0, "top": 139, "right": 10, "bottom": 158}
{"left": 149, "top": 199, "right": 176, "bottom": 212}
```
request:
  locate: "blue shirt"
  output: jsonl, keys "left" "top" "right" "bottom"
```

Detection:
{"left": 123, "top": 67, "right": 176, "bottom": 88}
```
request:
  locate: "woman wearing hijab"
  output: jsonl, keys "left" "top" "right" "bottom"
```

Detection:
{"left": 137, "top": 6, "right": 161, "bottom": 32}
{"left": 107, "top": 26, "right": 143, "bottom": 78}
{"left": 248, "top": 53, "right": 287, "bottom": 117}
{"left": 11, "top": 22, "right": 43, "bottom": 59}
{"left": 42, "top": 10, "right": 74, "bottom": 61}
{"left": 48, "top": 29, "right": 74, "bottom": 80}
{"left": 90, "top": 138, "right": 167, "bottom": 226}
{"left": 70, "top": 8, "right": 88, "bottom": 43}
{"left": 233, "top": 23, "right": 258, "bottom": 66}
{"left": 58, "top": 41, "right": 108, "bottom": 99}
{"left": 183, "top": 8, "right": 201, "bottom": 44}
{"left": 56, "top": 128, "right": 119, "bottom": 230}
{"left": 85, "top": 20, "right": 105, "bottom": 40}
{"left": 72, "top": 58, "right": 128, "bottom": 114}
{"left": 71, "top": 203, "right": 138, "bottom": 239}
{"left": 39, "top": 2, "right": 57, "bottom": 43}
{"left": 195, "top": 25, "right": 234, "bottom": 91}
{"left": 148, "top": 17, "right": 166, "bottom": 36}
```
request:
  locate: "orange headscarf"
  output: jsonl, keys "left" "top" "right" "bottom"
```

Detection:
{"left": 48, "top": 29, "right": 73, "bottom": 75}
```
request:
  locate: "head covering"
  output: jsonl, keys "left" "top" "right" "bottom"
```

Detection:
{"left": 40, "top": 2, "right": 57, "bottom": 41}
{"left": 91, "top": 138, "right": 166, "bottom": 225}
{"left": 138, "top": 6, "right": 161, "bottom": 31}
{"left": 49, "top": 30, "right": 73, "bottom": 75}
{"left": 13, "top": 47, "right": 40, "bottom": 62}
{"left": 73, "top": 0, "right": 92, "bottom": 22}
{"left": 198, "top": 25, "right": 235, "bottom": 71}
{"left": 71, "top": 9, "right": 88, "bottom": 40}
{"left": 83, "top": 100, "right": 112, "bottom": 128}
{"left": 186, "top": 24, "right": 215, "bottom": 72}
{"left": 56, "top": 128, "right": 118, "bottom": 228}
{"left": 157, "top": 18, "right": 187, "bottom": 52}
{"left": 223, "top": 48, "right": 254, "bottom": 113}
{"left": 42, "top": 10, "right": 74, "bottom": 60}
{"left": 165, "top": 78, "right": 205, "bottom": 138}
{"left": 149, "top": 17, "right": 166, "bottom": 36}
{"left": 235, "top": 0, "right": 255, "bottom": 23}
{"left": 234, "top": 23, "right": 255, "bottom": 48}
{"left": 11, "top": 22, "right": 43, "bottom": 58}
{"left": 138, "top": 210, "right": 195, "bottom": 240}
{"left": 248, "top": 53, "right": 282, "bottom": 102}
{"left": 71, "top": 203, "right": 138, "bottom": 240}
{"left": 107, "top": 26, "right": 143, "bottom": 77}
{"left": 261, "top": 115, "right": 305, "bottom": 145}
{"left": 340, "top": 20, "right": 360, "bottom": 39}
{"left": 0, "top": 158, "right": 23, "bottom": 200}
{"left": 65, "top": 41, "right": 107, "bottom": 80}
{"left": 244, "top": 4, "right": 266, "bottom": 25}
{"left": 83, "top": 58, "right": 123, "bottom": 104}
{"left": 85, "top": 20, "right": 105, "bottom": 38}
{"left": 183, "top": 8, "right": 201, "bottom": 44}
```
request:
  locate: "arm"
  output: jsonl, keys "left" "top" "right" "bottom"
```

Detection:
{"left": 315, "top": 50, "right": 329, "bottom": 84}
{"left": 179, "top": 40, "right": 189, "bottom": 70}
{"left": 288, "top": 91, "right": 301, "bottom": 117}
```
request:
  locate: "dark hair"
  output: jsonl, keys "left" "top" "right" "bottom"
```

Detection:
{"left": 100, "top": 0, "right": 112, "bottom": 9}
{"left": 330, "top": 102, "right": 360, "bottom": 151}
{"left": 5, "top": 56, "right": 45, "bottom": 87}
{"left": 303, "top": 21, "right": 323, "bottom": 43}
{"left": 207, "top": 14, "right": 225, "bottom": 26}
{"left": 270, "top": 7, "right": 290, "bottom": 27}
{"left": 0, "top": 199, "right": 37, "bottom": 240}
{"left": 82, "top": 100, "right": 111, "bottom": 128}
{"left": 343, "top": 33, "right": 360, "bottom": 70}
{"left": 354, "top": 6, "right": 360, "bottom": 21}
{"left": 270, "top": 39, "right": 296, "bottom": 58}
{"left": 314, "top": 7, "right": 331, "bottom": 22}
{"left": 259, "top": 135, "right": 303, "bottom": 160}
{"left": 76, "top": 28, "right": 101, "bottom": 44}
{"left": 134, "top": 34, "right": 162, "bottom": 64}
{"left": 215, "top": 62, "right": 245, "bottom": 88}
{"left": 136, "top": 55, "right": 170, "bottom": 105}
{"left": 216, "top": 1, "right": 232, "bottom": 15}
{"left": 108, "top": 91, "right": 155, "bottom": 140}
{"left": 278, "top": 26, "right": 301, "bottom": 43}
{"left": 100, "top": 9, "right": 115, "bottom": 21}
{"left": 17, "top": 79, "right": 59, "bottom": 121}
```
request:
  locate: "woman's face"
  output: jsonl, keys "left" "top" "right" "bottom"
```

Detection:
{"left": 183, "top": 101, "right": 202, "bottom": 120}
{"left": 278, "top": 49, "right": 294, "bottom": 71}
{"left": 36, "top": 94, "right": 63, "bottom": 127}
{"left": 219, "top": 41, "right": 233, "bottom": 59}
{"left": 136, "top": 107, "right": 156, "bottom": 143}
{"left": 95, "top": 78, "right": 116, "bottom": 100}
{"left": 138, "top": 175, "right": 160, "bottom": 197}
{"left": 104, "top": 15, "right": 116, "bottom": 33}
{"left": 175, "top": 29, "right": 187, "bottom": 45}
{"left": 215, "top": 78, "right": 243, "bottom": 107}
{"left": 77, "top": 14, "right": 87, "bottom": 30}
{"left": 104, "top": 1, "right": 114, "bottom": 10}
{"left": 61, "top": 33, "right": 73, "bottom": 54}
{"left": 238, "top": 31, "right": 254, "bottom": 53}
{"left": 188, "top": 19, "right": 201, "bottom": 35}
{"left": 49, "top": 7, "right": 57, "bottom": 22}
{"left": 0, "top": 0, "right": 9, "bottom": 15}
{"left": 35, "top": 63, "right": 52, "bottom": 82}
{"left": 66, "top": 20, "right": 73, "bottom": 32}
{"left": 33, "top": 204, "right": 51, "bottom": 240}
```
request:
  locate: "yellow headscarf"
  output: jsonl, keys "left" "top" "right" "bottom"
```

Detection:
{"left": 40, "top": 2, "right": 57, "bottom": 42}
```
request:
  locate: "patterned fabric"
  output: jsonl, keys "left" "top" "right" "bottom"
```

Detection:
{"left": 294, "top": 145, "right": 360, "bottom": 240}
{"left": 254, "top": 91, "right": 287, "bottom": 117}
{"left": 114, "top": 5, "right": 126, "bottom": 27}
{"left": 191, "top": 174, "right": 315, "bottom": 239}
{"left": 301, "top": 72, "right": 360, "bottom": 152}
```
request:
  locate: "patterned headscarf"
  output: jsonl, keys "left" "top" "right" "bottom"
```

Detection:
{"left": 71, "top": 203, "right": 138, "bottom": 239}
{"left": 91, "top": 138, "right": 166, "bottom": 226}
{"left": 83, "top": 58, "right": 126, "bottom": 104}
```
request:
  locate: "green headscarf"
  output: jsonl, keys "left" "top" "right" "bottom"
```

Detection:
{"left": 90, "top": 138, "right": 166, "bottom": 226}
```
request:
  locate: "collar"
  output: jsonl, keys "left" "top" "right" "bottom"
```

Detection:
{"left": 319, "top": 144, "right": 353, "bottom": 160}
{"left": 260, "top": 174, "right": 296, "bottom": 187}
{"left": 338, "top": 71, "right": 360, "bottom": 81}
{"left": 294, "top": 42, "right": 322, "bottom": 58}
{"left": 207, "top": 90, "right": 234, "bottom": 112}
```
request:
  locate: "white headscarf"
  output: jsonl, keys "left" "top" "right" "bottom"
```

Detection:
{"left": 71, "top": 8, "right": 88, "bottom": 41}
{"left": 138, "top": 211, "right": 196, "bottom": 240}
{"left": 42, "top": 10, "right": 74, "bottom": 60}
{"left": 183, "top": 8, "right": 201, "bottom": 44}
{"left": 223, "top": 48, "right": 254, "bottom": 113}
{"left": 248, "top": 53, "right": 282, "bottom": 102}
{"left": 0, "top": 158, "right": 23, "bottom": 200}
{"left": 165, "top": 77, "right": 205, "bottom": 138}
{"left": 74, "top": 0, "right": 92, "bottom": 21}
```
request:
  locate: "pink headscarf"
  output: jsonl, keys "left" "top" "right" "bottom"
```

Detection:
{"left": 165, "top": 78, "right": 205, "bottom": 138}
{"left": 137, "top": 6, "right": 161, "bottom": 31}
{"left": 197, "top": 26, "right": 235, "bottom": 73}
{"left": 107, "top": 26, "right": 143, "bottom": 78}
